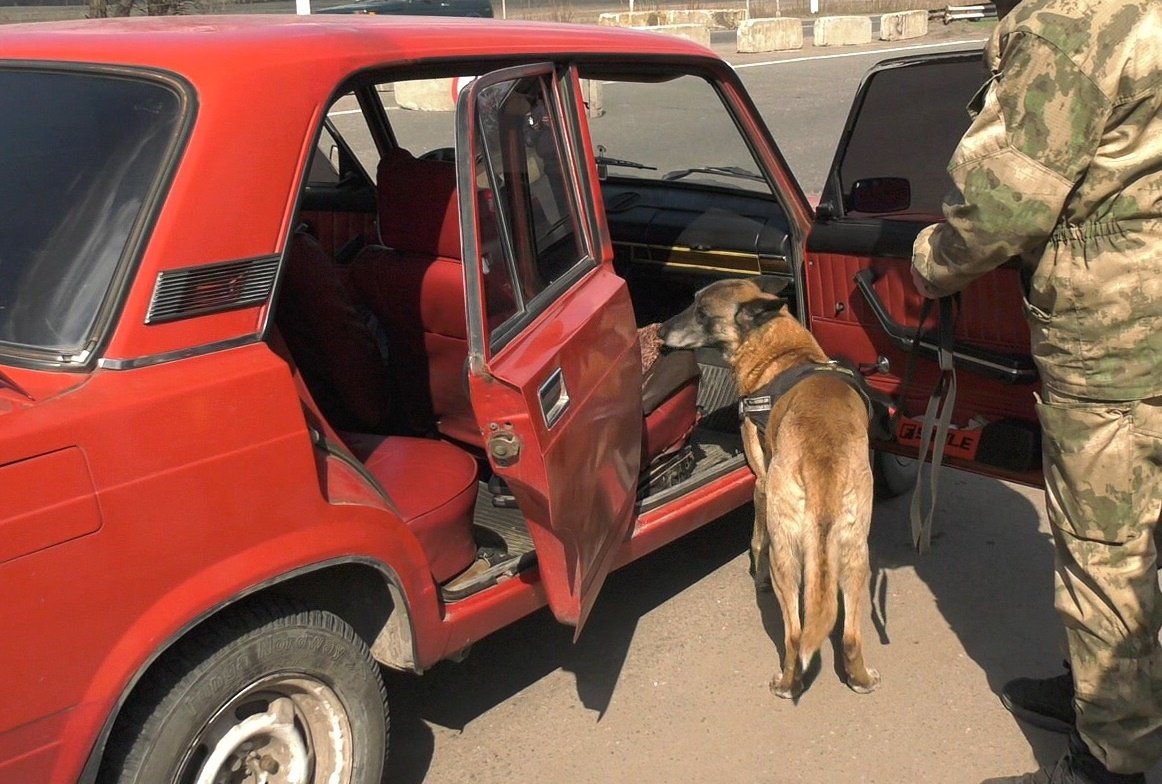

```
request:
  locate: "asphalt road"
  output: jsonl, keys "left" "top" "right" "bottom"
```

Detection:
{"left": 374, "top": 30, "right": 1162, "bottom": 784}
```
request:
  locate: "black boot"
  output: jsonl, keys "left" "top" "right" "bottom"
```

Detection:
{"left": 981, "top": 731, "right": 1146, "bottom": 783}
{"left": 1000, "top": 664, "right": 1075, "bottom": 734}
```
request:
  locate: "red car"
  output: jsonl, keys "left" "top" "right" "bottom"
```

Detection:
{"left": 0, "top": 16, "right": 1036, "bottom": 784}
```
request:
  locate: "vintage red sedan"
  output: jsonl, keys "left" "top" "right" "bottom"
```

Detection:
{"left": 0, "top": 15, "right": 1038, "bottom": 784}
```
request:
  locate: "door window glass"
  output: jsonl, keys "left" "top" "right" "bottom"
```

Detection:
{"left": 826, "top": 55, "right": 982, "bottom": 219}
{"left": 472, "top": 73, "right": 588, "bottom": 344}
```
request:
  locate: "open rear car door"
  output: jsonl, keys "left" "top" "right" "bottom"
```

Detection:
{"left": 803, "top": 50, "right": 1045, "bottom": 498}
{"left": 455, "top": 64, "right": 643, "bottom": 631}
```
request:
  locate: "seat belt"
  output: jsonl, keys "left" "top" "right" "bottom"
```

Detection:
{"left": 905, "top": 296, "right": 957, "bottom": 553}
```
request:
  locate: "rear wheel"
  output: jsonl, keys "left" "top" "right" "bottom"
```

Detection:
{"left": 100, "top": 598, "right": 388, "bottom": 784}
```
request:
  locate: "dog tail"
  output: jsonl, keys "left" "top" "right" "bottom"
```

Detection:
{"left": 799, "top": 518, "right": 840, "bottom": 671}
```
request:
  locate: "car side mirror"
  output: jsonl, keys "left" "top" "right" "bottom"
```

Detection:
{"left": 848, "top": 177, "right": 911, "bottom": 214}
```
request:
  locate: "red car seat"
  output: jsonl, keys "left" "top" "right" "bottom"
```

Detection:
{"left": 275, "top": 228, "right": 479, "bottom": 584}
{"left": 351, "top": 148, "right": 701, "bottom": 465}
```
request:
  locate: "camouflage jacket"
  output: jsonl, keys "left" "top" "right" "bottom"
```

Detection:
{"left": 912, "top": 0, "right": 1162, "bottom": 400}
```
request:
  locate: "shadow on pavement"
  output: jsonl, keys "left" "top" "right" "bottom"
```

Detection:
{"left": 380, "top": 504, "right": 755, "bottom": 784}
{"left": 751, "top": 466, "right": 1068, "bottom": 769}
{"left": 869, "top": 468, "right": 1066, "bottom": 768}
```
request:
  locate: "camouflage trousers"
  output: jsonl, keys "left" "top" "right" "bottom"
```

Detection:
{"left": 1037, "top": 390, "right": 1162, "bottom": 774}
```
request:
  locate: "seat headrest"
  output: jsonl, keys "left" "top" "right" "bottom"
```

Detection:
{"left": 377, "top": 148, "right": 462, "bottom": 260}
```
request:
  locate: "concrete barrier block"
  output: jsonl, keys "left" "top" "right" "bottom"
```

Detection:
{"left": 709, "top": 9, "right": 749, "bottom": 28}
{"left": 599, "top": 8, "right": 745, "bottom": 29}
{"left": 600, "top": 10, "right": 665, "bottom": 26}
{"left": 813, "top": 15, "right": 872, "bottom": 46}
{"left": 666, "top": 9, "right": 710, "bottom": 26}
{"left": 395, "top": 78, "right": 455, "bottom": 112}
{"left": 880, "top": 9, "right": 927, "bottom": 40}
{"left": 737, "top": 17, "right": 804, "bottom": 52}
{"left": 636, "top": 23, "right": 712, "bottom": 47}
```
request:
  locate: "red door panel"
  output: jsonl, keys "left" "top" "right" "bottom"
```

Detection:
{"left": 805, "top": 251, "right": 1036, "bottom": 424}
{"left": 467, "top": 272, "right": 641, "bottom": 628}
{"left": 458, "top": 64, "right": 642, "bottom": 631}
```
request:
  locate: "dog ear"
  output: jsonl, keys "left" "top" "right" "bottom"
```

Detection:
{"left": 735, "top": 295, "right": 786, "bottom": 331}
{"left": 752, "top": 276, "right": 791, "bottom": 297}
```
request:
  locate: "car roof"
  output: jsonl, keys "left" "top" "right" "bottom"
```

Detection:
{"left": 0, "top": 16, "right": 726, "bottom": 365}
{"left": 0, "top": 15, "right": 717, "bottom": 84}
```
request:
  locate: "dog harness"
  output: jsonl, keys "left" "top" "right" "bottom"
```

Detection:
{"left": 739, "top": 361, "right": 876, "bottom": 438}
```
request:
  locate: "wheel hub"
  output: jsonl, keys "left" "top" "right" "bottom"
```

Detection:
{"left": 186, "top": 676, "right": 352, "bottom": 784}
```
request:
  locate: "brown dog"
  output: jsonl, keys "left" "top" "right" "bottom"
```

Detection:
{"left": 659, "top": 279, "right": 879, "bottom": 698}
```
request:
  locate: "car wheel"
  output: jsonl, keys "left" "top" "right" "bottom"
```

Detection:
{"left": 872, "top": 450, "right": 919, "bottom": 499}
{"left": 100, "top": 598, "right": 388, "bottom": 784}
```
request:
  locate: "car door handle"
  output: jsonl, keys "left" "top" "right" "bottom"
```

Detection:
{"left": 538, "top": 368, "right": 570, "bottom": 428}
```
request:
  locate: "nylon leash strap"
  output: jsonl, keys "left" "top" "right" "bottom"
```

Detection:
{"left": 908, "top": 296, "right": 957, "bottom": 553}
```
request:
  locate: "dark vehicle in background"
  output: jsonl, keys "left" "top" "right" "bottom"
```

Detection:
{"left": 318, "top": 0, "right": 492, "bottom": 16}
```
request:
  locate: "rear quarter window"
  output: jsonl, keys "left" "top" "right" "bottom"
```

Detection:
{"left": 0, "top": 69, "right": 184, "bottom": 361}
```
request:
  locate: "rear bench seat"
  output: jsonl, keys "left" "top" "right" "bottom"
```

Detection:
{"left": 351, "top": 147, "right": 703, "bottom": 463}
{"left": 274, "top": 228, "right": 479, "bottom": 584}
{"left": 349, "top": 148, "right": 478, "bottom": 445}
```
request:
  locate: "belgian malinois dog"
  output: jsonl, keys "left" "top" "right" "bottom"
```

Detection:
{"left": 659, "top": 279, "right": 880, "bottom": 698}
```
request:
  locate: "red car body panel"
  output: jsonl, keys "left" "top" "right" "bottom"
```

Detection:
{"left": 468, "top": 268, "right": 643, "bottom": 628}
{"left": 0, "top": 17, "right": 791, "bottom": 784}
{"left": 0, "top": 18, "right": 1034, "bottom": 784}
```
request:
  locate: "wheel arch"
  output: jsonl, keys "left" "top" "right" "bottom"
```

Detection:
{"left": 78, "top": 557, "right": 418, "bottom": 784}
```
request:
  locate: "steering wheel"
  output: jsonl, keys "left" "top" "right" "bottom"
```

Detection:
{"left": 419, "top": 147, "right": 455, "bottom": 163}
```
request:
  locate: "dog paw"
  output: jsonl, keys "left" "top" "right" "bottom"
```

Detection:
{"left": 770, "top": 676, "right": 799, "bottom": 700}
{"left": 847, "top": 668, "right": 881, "bottom": 694}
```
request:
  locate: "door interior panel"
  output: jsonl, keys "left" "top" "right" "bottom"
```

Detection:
{"left": 806, "top": 249, "right": 1037, "bottom": 424}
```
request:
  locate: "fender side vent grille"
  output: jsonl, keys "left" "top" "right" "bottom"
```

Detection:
{"left": 146, "top": 255, "right": 280, "bottom": 324}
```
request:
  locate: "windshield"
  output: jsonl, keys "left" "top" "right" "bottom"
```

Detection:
{"left": 0, "top": 69, "right": 183, "bottom": 361}
{"left": 585, "top": 74, "right": 770, "bottom": 194}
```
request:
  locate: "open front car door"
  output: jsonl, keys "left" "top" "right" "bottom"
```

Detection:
{"left": 455, "top": 64, "right": 643, "bottom": 631}
{"left": 804, "top": 51, "right": 1044, "bottom": 500}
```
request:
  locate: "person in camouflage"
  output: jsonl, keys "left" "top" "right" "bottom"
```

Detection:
{"left": 908, "top": 0, "right": 1162, "bottom": 781}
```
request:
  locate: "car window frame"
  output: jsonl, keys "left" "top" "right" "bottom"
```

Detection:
{"left": 0, "top": 62, "right": 194, "bottom": 371}
{"left": 456, "top": 62, "right": 601, "bottom": 361}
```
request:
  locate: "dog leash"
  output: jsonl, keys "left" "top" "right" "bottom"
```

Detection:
{"left": 904, "top": 296, "right": 958, "bottom": 553}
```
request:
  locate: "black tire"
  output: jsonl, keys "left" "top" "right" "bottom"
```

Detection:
{"left": 100, "top": 598, "right": 388, "bottom": 784}
{"left": 872, "top": 450, "right": 919, "bottom": 499}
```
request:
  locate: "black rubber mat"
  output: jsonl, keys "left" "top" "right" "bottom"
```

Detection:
{"left": 471, "top": 482, "right": 534, "bottom": 556}
{"left": 696, "top": 361, "right": 740, "bottom": 433}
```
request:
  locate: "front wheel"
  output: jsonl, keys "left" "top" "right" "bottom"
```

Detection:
{"left": 100, "top": 598, "right": 389, "bottom": 784}
{"left": 872, "top": 449, "right": 919, "bottom": 499}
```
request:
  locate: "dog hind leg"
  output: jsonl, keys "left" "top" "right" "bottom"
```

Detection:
{"left": 839, "top": 510, "right": 880, "bottom": 693}
{"left": 743, "top": 420, "right": 772, "bottom": 591}
{"left": 768, "top": 533, "right": 804, "bottom": 699}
